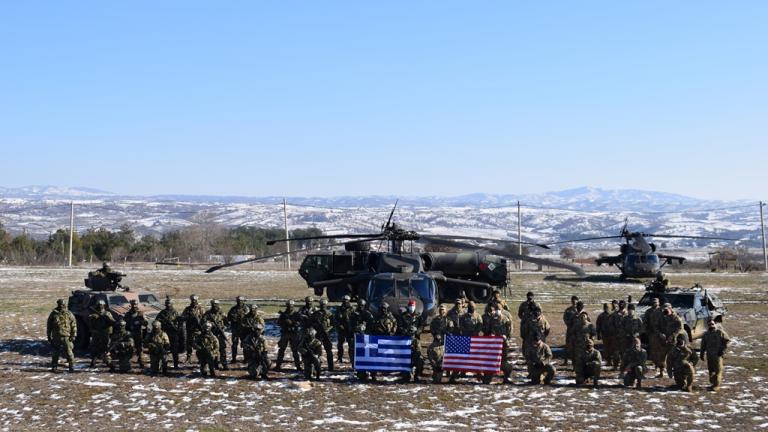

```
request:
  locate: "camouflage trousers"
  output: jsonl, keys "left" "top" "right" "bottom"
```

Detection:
{"left": 246, "top": 351, "right": 270, "bottom": 379}
{"left": 317, "top": 330, "right": 334, "bottom": 371}
{"left": 302, "top": 353, "right": 321, "bottom": 380}
{"left": 50, "top": 336, "right": 75, "bottom": 368}
{"left": 623, "top": 365, "right": 645, "bottom": 387}
{"left": 428, "top": 345, "right": 444, "bottom": 383}
{"left": 575, "top": 360, "right": 601, "bottom": 385}
{"left": 111, "top": 352, "right": 133, "bottom": 373}
{"left": 648, "top": 334, "right": 667, "bottom": 370}
{"left": 706, "top": 354, "right": 724, "bottom": 389}
{"left": 90, "top": 333, "right": 112, "bottom": 365}
{"left": 197, "top": 350, "right": 219, "bottom": 376}
{"left": 336, "top": 331, "right": 354, "bottom": 364}
{"left": 132, "top": 333, "right": 145, "bottom": 367}
{"left": 186, "top": 330, "right": 201, "bottom": 360}
{"left": 602, "top": 335, "right": 619, "bottom": 369}
{"left": 276, "top": 332, "right": 302, "bottom": 370}
{"left": 529, "top": 362, "right": 556, "bottom": 385}
{"left": 149, "top": 352, "right": 168, "bottom": 374}
{"left": 402, "top": 339, "right": 425, "bottom": 382}
{"left": 672, "top": 362, "right": 695, "bottom": 391}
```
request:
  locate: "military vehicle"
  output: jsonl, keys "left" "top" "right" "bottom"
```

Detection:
{"left": 69, "top": 265, "right": 162, "bottom": 349}
{"left": 206, "top": 203, "right": 584, "bottom": 319}
{"left": 552, "top": 220, "right": 734, "bottom": 280}
{"left": 635, "top": 282, "right": 726, "bottom": 341}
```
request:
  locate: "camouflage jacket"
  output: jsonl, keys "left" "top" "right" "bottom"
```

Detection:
{"left": 182, "top": 304, "right": 206, "bottom": 334}
{"left": 486, "top": 298, "right": 509, "bottom": 314}
{"left": 595, "top": 311, "right": 611, "bottom": 340}
{"left": 447, "top": 307, "right": 464, "bottom": 330}
{"left": 622, "top": 346, "right": 648, "bottom": 371}
{"left": 427, "top": 340, "right": 444, "bottom": 367}
{"left": 580, "top": 348, "right": 602, "bottom": 366}
{"left": 430, "top": 315, "right": 455, "bottom": 337}
{"left": 298, "top": 336, "right": 323, "bottom": 357}
{"left": 298, "top": 305, "right": 316, "bottom": 330}
{"left": 524, "top": 342, "right": 553, "bottom": 367}
{"left": 125, "top": 308, "right": 148, "bottom": 337}
{"left": 458, "top": 311, "right": 483, "bottom": 336}
{"left": 563, "top": 305, "right": 578, "bottom": 328}
{"left": 397, "top": 312, "right": 423, "bottom": 338}
{"left": 517, "top": 300, "right": 540, "bottom": 322}
{"left": 226, "top": 303, "right": 249, "bottom": 332}
{"left": 88, "top": 310, "right": 115, "bottom": 335}
{"left": 156, "top": 307, "right": 182, "bottom": 335}
{"left": 700, "top": 327, "right": 730, "bottom": 357}
{"left": 485, "top": 314, "right": 513, "bottom": 339}
{"left": 622, "top": 314, "right": 644, "bottom": 339}
{"left": 371, "top": 312, "right": 398, "bottom": 336}
{"left": 607, "top": 311, "right": 626, "bottom": 337}
{"left": 643, "top": 307, "right": 664, "bottom": 334}
{"left": 196, "top": 331, "right": 220, "bottom": 358}
{"left": 668, "top": 344, "right": 698, "bottom": 370}
{"left": 240, "top": 313, "right": 265, "bottom": 337}
{"left": 521, "top": 316, "right": 550, "bottom": 342}
{"left": 145, "top": 330, "right": 171, "bottom": 355}
{"left": 350, "top": 308, "right": 374, "bottom": 334}
{"left": 311, "top": 307, "right": 333, "bottom": 334}
{"left": 203, "top": 308, "right": 227, "bottom": 336}
{"left": 333, "top": 302, "right": 354, "bottom": 334}
{"left": 277, "top": 309, "right": 301, "bottom": 334}
{"left": 110, "top": 329, "right": 134, "bottom": 356}
{"left": 47, "top": 308, "right": 76, "bottom": 339}
{"left": 243, "top": 334, "right": 268, "bottom": 358}
{"left": 661, "top": 313, "right": 684, "bottom": 340}
{"left": 572, "top": 323, "right": 596, "bottom": 349}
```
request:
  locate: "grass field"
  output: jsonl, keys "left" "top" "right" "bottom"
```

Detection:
{"left": 0, "top": 266, "right": 766, "bottom": 431}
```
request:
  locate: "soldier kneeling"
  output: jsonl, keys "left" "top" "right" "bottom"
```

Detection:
{"left": 668, "top": 333, "right": 698, "bottom": 392}
{"left": 299, "top": 328, "right": 323, "bottom": 381}
{"left": 575, "top": 339, "right": 602, "bottom": 388}
{"left": 525, "top": 332, "right": 556, "bottom": 385}
{"left": 243, "top": 324, "right": 270, "bottom": 380}
{"left": 622, "top": 337, "right": 647, "bottom": 389}
{"left": 196, "top": 322, "right": 220, "bottom": 377}
{"left": 110, "top": 320, "right": 135, "bottom": 373}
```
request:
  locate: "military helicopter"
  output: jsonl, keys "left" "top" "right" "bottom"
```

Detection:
{"left": 552, "top": 220, "right": 734, "bottom": 280}
{"left": 206, "top": 203, "right": 584, "bottom": 318}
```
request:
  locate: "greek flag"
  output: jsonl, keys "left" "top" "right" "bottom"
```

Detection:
{"left": 354, "top": 334, "right": 412, "bottom": 372}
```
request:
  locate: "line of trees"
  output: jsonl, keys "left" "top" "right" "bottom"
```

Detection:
{"left": 0, "top": 222, "right": 323, "bottom": 265}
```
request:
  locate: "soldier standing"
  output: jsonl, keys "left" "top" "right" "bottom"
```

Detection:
{"left": 203, "top": 300, "right": 228, "bottom": 370}
{"left": 484, "top": 304, "right": 514, "bottom": 384}
{"left": 643, "top": 297, "right": 665, "bottom": 376}
{"left": 226, "top": 296, "right": 249, "bottom": 363}
{"left": 125, "top": 299, "right": 148, "bottom": 369}
{"left": 298, "top": 327, "right": 323, "bottom": 381}
{"left": 88, "top": 300, "right": 115, "bottom": 368}
{"left": 595, "top": 303, "right": 611, "bottom": 355}
{"left": 397, "top": 299, "right": 425, "bottom": 383}
{"left": 659, "top": 303, "right": 686, "bottom": 376}
{"left": 155, "top": 297, "right": 183, "bottom": 369}
{"left": 109, "top": 320, "right": 134, "bottom": 373}
{"left": 668, "top": 333, "right": 698, "bottom": 392}
{"left": 311, "top": 298, "right": 335, "bottom": 371}
{"left": 145, "top": 320, "right": 171, "bottom": 375}
{"left": 371, "top": 302, "right": 398, "bottom": 336}
{"left": 562, "top": 296, "right": 579, "bottom": 366}
{"left": 181, "top": 295, "right": 205, "bottom": 363}
{"left": 521, "top": 306, "right": 550, "bottom": 349}
{"left": 298, "top": 296, "right": 316, "bottom": 336}
{"left": 447, "top": 298, "right": 464, "bottom": 331}
{"left": 575, "top": 339, "right": 602, "bottom": 388}
{"left": 275, "top": 300, "right": 302, "bottom": 371}
{"left": 333, "top": 295, "right": 355, "bottom": 364}
{"left": 486, "top": 288, "right": 510, "bottom": 314}
{"left": 622, "top": 337, "right": 648, "bottom": 389}
{"left": 622, "top": 304, "right": 643, "bottom": 356}
{"left": 524, "top": 332, "right": 556, "bottom": 385}
{"left": 459, "top": 301, "right": 483, "bottom": 337}
{"left": 609, "top": 300, "right": 628, "bottom": 370}
{"left": 517, "top": 291, "right": 540, "bottom": 325}
{"left": 196, "top": 322, "right": 220, "bottom": 377}
{"left": 700, "top": 319, "right": 730, "bottom": 392}
{"left": 429, "top": 305, "right": 452, "bottom": 384}
{"left": 572, "top": 312, "right": 596, "bottom": 379}
{"left": 47, "top": 299, "right": 76, "bottom": 372}
{"left": 241, "top": 304, "right": 265, "bottom": 336}
{"left": 349, "top": 299, "right": 374, "bottom": 365}
{"left": 243, "top": 323, "right": 270, "bottom": 380}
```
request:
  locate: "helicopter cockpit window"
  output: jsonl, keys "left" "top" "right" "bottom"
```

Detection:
{"left": 646, "top": 255, "right": 659, "bottom": 265}
{"left": 369, "top": 279, "right": 396, "bottom": 301}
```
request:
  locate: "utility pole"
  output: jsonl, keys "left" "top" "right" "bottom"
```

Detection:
{"left": 283, "top": 199, "right": 291, "bottom": 270}
{"left": 761, "top": 201, "right": 767, "bottom": 272}
{"left": 68, "top": 201, "right": 74, "bottom": 267}
{"left": 517, "top": 200, "right": 522, "bottom": 270}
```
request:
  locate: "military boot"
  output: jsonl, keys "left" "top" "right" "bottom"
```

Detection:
{"left": 636, "top": 379, "right": 642, "bottom": 389}
{"left": 90, "top": 357, "right": 96, "bottom": 368}
{"left": 68, "top": 361, "right": 74, "bottom": 373}
{"left": 593, "top": 379, "right": 599, "bottom": 389}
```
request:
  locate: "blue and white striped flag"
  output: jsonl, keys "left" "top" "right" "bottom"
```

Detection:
{"left": 354, "top": 334, "right": 412, "bottom": 372}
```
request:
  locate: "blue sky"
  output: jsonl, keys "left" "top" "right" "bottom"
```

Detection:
{"left": 0, "top": 2, "right": 766, "bottom": 200}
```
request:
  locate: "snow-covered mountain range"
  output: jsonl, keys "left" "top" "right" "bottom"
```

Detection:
{"left": 0, "top": 186, "right": 761, "bottom": 248}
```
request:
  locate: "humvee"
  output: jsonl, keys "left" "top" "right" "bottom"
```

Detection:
{"left": 68, "top": 268, "right": 162, "bottom": 349}
{"left": 636, "top": 283, "right": 726, "bottom": 341}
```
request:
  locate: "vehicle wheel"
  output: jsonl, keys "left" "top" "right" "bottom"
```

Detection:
{"left": 74, "top": 316, "right": 91, "bottom": 350}
{"left": 468, "top": 287, "right": 492, "bottom": 303}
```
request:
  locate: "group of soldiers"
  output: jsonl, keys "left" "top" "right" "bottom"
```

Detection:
{"left": 46, "top": 289, "right": 731, "bottom": 391}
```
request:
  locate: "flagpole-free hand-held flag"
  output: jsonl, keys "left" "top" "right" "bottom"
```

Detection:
{"left": 442, "top": 335, "right": 504, "bottom": 374}
{"left": 354, "top": 334, "right": 413, "bottom": 372}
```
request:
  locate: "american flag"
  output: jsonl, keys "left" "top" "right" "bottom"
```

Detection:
{"left": 443, "top": 335, "right": 503, "bottom": 373}
{"left": 354, "top": 334, "right": 413, "bottom": 372}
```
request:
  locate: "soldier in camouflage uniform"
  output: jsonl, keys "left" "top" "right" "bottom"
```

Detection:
{"left": 88, "top": 299, "right": 115, "bottom": 368}
{"left": 575, "top": 338, "right": 602, "bottom": 387}
{"left": 447, "top": 298, "right": 464, "bottom": 331}
{"left": 276, "top": 300, "right": 302, "bottom": 371}
{"left": 562, "top": 296, "right": 580, "bottom": 366}
{"left": 429, "top": 305, "right": 451, "bottom": 384}
{"left": 349, "top": 299, "right": 374, "bottom": 365}
{"left": 622, "top": 304, "right": 644, "bottom": 356}
{"left": 155, "top": 297, "right": 183, "bottom": 369}
{"left": 241, "top": 304, "right": 265, "bottom": 337}
{"left": 203, "top": 299, "right": 228, "bottom": 370}
{"left": 459, "top": 301, "right": 483, "bottom": 337}
{"left": 397, "top": 299, "right": 425, "bottom": 382}
{"left": 125, "top": 299, "right": 149, "bottom": 369}
{"left": 668, "top": 333, "right": 698, "bottom": 392}
{"left": 226, "top": 296, "right": 249, "bottom": 363}
{"left": 181, "top": 295, "right": 205, "bottom": 363}
{"left": 47, "top": 299, "right": 76, "bottom": 372}
{"left": 524, "top": 331, "right": 556, "bottom": 385}
{"left": 643, "top": 297, "right": 665, "bottom": 376}
{"left": 298, "top": 296, "right": 316, "bottom": 336}
{"left": 595, "top": 303, "right": 611, "bottom": 362}
{"left": 659, "top": 303, "right": 686, "bottom": 375}
{"left": 485, "top": 288, "right": 510, "bottom": 315}
{"left": 196, "top": 321, "right": 220, "bottom": 377}
{"left": 517, "top": 291, "right": 540, "bottom": 325}
{"left": 310, "top": 298, "right": 335, "bottom": 371}
{"left": 484, "top": 304, "right": 514, "bottom": 384}
{"left": 607, "top": 300, "right": 627, "bottom": 370}
{"left": 371, "top": 302, "right": 398, "bottom": 336}
{"left": 572, "top": 312, "right": 596, "bottom": 379}
{"left": 109, "top": 320, "right": 134, "bottom": 373}
{"left": 145, "top": 320, "right": 170, "bottom": 375}
{"left": 521, "top": 306, "right": 550, "bottom": 349}
{"left": 700, "top": 319, "right": 730, "bottom": 392}
{"left": 242, "top": 323, "right": 270, "bottom": 380}
{"left": 333, "top": 295, "right": 355, "bottom": 364}
{"left": 622, "top": 337, "right": 647, "bottom": 389}
{"left": 298, "top": 327, "right": 323, "bottom": 381}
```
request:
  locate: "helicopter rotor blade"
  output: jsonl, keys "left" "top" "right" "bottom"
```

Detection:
{"left": 422, "top": 237, "right": 586, "bottom": 276}
{"left": 266, "top": 233, "right": 382, "bottom": 246}
{"left": 383, "top": 199, "right": 398, "bottom": 230}
{"left": 641, "top": 233, "right": 737, "bottom": 241}
{"left": 547, "top": 235, "right": 624, "bottom": 245}
{"left": 421, "top": 234, "right": 550, "bottom": 249}
{"left": 205, "top": 240, "right": 351, "bottom": 273}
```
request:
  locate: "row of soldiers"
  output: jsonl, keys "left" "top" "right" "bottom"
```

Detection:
{"left": 47, "top": 290, "right": 731, "bottom": 390}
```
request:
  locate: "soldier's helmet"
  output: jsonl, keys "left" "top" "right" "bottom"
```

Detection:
{"left": 533, "top": 306, "right": 542, "bottom": 317}
{"left": 165, "top": 297, "right": 173, "bottom": 306}
{"left": 576, "top": 300, "right": 584, "bottom": 309}
{"left": 236, "top": 296, "right": 244, "bottom": 302}
{"left": 250, "top": 304, "right": 259, "bottom": 311}
{"left": 211, "top": 299, "right": 219, "bottom": 306}
{"left": 56, "top": 299, "right": 65, "bottom": 307}
{"left": 204, "top": 321, "right": 213, "bottom": 330}
{"left": 152, "top": 321, "right": 162, "bottom": 329}
{"left": 492, "top": 288, "right": 501, "bottom": 295}
{"left": 571, "top": 295, "right": 579, "bottom": 302}
{"left": 454, "top": 298, "right": 462, "bottom": 305}
{"left": 358, "top": 299, "right": 367, "bottom": 306}
{"left": 97, "top": 299, "right": 106, "bottom": 307}
{"left": 304, "top": 296, "right": 312, "bottom": 304}
{"left": 307, "top": 327, "right": 317, "bottom": 337}
{"left": 611, "top": 299, "right": 618, "bottom": 305}
{"left": 381, "top": 302, "right": 390, "bottom": 310}
{"left": 526, "top": 291, "right": 534, "bottom": 299}
{"left": 320, "top": 298, "right": 328, "bottom": 306}
{"left": 438, "top": 305, "right": 447, "bottom": 312}
{"left": 652, "top": 297, "right": 660, "bottom": 304}
{"left": 118, "top": 319, "right": 127, "bottom": 327}
{"left": 342, "top": 295, "right": 351, "bottom": 302}
{"left": 676, "top": 333, "right": 686, "bottom": 344}
{"left": 619, "top": 300, "right": 626, "bottom": 307}
{"left": 286, "top": 300, "right": 294, "bottom": 307}
{"left": 190, "top": 295, "right": 199, "bottom": 302}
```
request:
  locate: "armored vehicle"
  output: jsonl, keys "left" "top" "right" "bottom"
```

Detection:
{"left": 69, "top": 266, "right": 162, "bottom": 349}
{"left": 636, "top": 283, "right": 726, "bottom": 341}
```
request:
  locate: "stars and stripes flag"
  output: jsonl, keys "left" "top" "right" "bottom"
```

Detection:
{"left": 354, "top": 334, "right": 413, "bottom": 372}
{"left": 443, "top": 335, "right": 504, "bottom": 374}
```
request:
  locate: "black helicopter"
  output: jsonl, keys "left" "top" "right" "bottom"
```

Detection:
{"left": 552, "top": 220, "right": 734, "bottom": 280}
{"left": 206, "top": 203, "right": 584, "bottom": 319}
